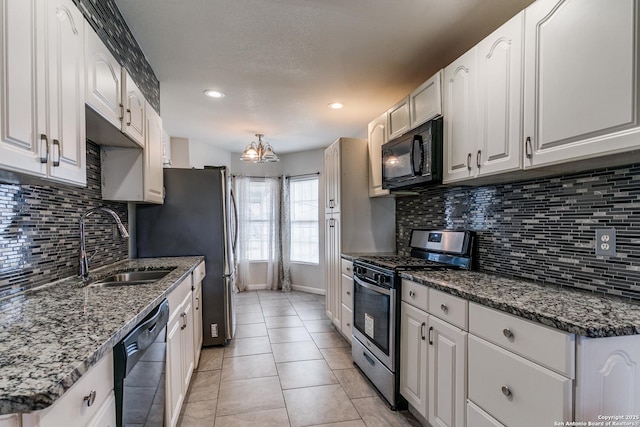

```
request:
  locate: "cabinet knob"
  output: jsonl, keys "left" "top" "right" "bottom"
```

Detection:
{"left": 83, "top": 390, "right": 97, "bottom": 407}
{"left": 440, "top": 304, "right": 448, "bottom": 314}
{"left": 501, "top": 385, "right": 513, "bottom": 399}
{"left": 503, "top": 328, "right": 514, "bottom": 341}
{"left": 409, "top": 290, "right": 415, "bottom": 298}
{"left": 346, "top": 291, "right": 351, "bottom": 296}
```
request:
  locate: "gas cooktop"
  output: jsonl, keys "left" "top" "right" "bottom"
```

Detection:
{"left": 355, "top": 255, "right": 448, "bottom": 271}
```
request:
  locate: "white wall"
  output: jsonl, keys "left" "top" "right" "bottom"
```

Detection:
{"left": 231, "top": 148, "right": 326, "bottom": 294}
{"left": 168, "top": 137, "right": 232, "bottom": 169}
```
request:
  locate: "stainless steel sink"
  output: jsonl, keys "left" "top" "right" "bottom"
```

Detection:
{"left": 89, "top": 269, "right": 174, "bottom": 287}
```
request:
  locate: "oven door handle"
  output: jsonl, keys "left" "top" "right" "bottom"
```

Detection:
{"left": 354, "top": 275, "right": 391, "bottom": 296}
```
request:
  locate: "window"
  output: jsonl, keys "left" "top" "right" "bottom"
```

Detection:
{"left": 290, "top": 177, "right": 319, "bottom": 264}
{"left": 246, "top": 180, "right": 273, "bottom": 261}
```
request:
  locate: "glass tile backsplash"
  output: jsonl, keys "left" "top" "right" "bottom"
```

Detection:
{"left": 396, "top": 164, "right": 640, "bottom": 301}
{"left": 0, "top": 142, "right": 129, "bottom": 297}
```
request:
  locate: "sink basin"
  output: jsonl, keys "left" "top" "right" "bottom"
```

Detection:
{"left": 89, "top": 269, "right": 173, "bottom": 287}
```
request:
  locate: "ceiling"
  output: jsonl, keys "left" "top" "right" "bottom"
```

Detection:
{"left": 114, "top": 0, "right": 533, "bottom": 155}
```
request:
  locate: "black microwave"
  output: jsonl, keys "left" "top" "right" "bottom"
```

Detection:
{"left": 382, "top": 117, "right": 442, "bottom": 190}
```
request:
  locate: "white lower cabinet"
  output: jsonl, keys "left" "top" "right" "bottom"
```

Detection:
{"left": 400, "top": 301, "right": 429, "bottom": 418}
{"left": 400, "top": 282, "right": 466, "bottom": 427}
{"left": 468, "top": 335, "right": 572, "bottom": 427}
{"left": 339, "top": 258, "right": 354, "bottom": 342}
{"left": 166, "top": 273, "right": 197, "bottom": 427}
{"left": 0, "top": 416, "right": 20, "bottom": 427}
{"left": 85, "top": 392, "right": 116, "bottom": 427}
{"left": 192, "top": 274, "right": 203, "bottom": 369}
{"left": 429, "top": 316, "right": 466, "bottom": 427}
{"left": 21, "top": 352, "right": 114, "bottom": 427}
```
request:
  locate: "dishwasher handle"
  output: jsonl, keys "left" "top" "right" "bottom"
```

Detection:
{"left": 116, "top": 299, "right": 170, "bottom": 377}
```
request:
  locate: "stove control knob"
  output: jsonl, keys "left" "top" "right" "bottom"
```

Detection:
{"left": 373, "top": 273, "right": 380, "bottom": 283}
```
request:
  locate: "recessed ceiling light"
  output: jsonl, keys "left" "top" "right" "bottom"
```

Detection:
{"left": 328, "top": 102, "right": 343, "bottom": 110}
{"left": 204, "top": 89, "right": 225, "bottom": 98}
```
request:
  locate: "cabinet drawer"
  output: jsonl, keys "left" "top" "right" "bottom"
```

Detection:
{"left": 193, "top": 261, "right": 206, "bottom": 284}
{"left": 468, "top": 335, "right": 572, "bottom": 427}
{"left": 428, "top": 288, "right": 468, "bottom": 330}
{"left": 469, "top": 303, "right": 575, "bottom": 377}
{"left": 341, "top": 258, "right": 353, "bottom": 276}
{"left": 341, "top": 274, "right": 353, "bottom": 309}
{"left": 401, "top": 279, "right": 428, "bottom": 312}
{"left": 467, "top": 400, "right": 505, "bottom": 427}
{"left": 341, "top": 304, "right": 353, "bottom": 342}
{"left": 168, "top": 276, "right": 191, "bottom": 319}
{"left": 24, "top": 352, "right": 115, "bottom": 427}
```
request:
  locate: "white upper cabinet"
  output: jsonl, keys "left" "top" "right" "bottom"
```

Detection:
{"left": 85, "top": 25, "right": 122, "bottom": 129}
{"left": 121, "top": 71, "right": 145, "bottom": 147}
{"left": 144, "top": 104, "right": 164, "bottom": 203}
{"left": 367, "top": 112, "right": 390, "bottom": 197}
{"left": 387, "top": 96, "right": 411, "bottom": 141}
{"left": 443, "top": 47, "right": 478, "bottom": 183}
{"left": 410, "top": 70, "right": 443, "bottom": 129}
{"left": 444, "top": 12, "right": 524, "bottom": 184}
{"left": 476, "top": 12, "right": 523, "bottom": 177}
{"left": 523, "top": 0, "right": 640, "bottom": 168}
{"left": 0, "top": 0, "right": 86, "bottom": 186}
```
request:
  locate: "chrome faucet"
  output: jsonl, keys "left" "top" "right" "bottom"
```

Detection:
{"left": 79, "top": 207, "right": 129, "bottom": 280}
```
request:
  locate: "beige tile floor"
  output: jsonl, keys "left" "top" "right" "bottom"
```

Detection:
{"left": 177, "top": 290, "right": 420, "bottom": 427}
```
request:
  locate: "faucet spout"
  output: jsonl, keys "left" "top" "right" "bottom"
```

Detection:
{"left": 79, "top": 207, "right": 129, "bottom": 280}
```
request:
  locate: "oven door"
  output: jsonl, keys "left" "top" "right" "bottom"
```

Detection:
{"left": 352, "top": 275, "right": 396, "bottom": 371}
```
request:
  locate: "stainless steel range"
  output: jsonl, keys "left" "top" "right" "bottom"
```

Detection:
{"left": 351, "top": 229, "right": 474, "bottom": 409}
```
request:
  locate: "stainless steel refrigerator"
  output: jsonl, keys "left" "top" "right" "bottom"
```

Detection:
{"left": 136, "top": 167, "right": 236, "bottom": 346}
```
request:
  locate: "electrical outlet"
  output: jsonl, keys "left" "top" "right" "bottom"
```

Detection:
{"left": 595, "top": 228, "right": 616, "bottom": 256}
{"left": 211, "top": 323, "right": 218, "bottom": 338}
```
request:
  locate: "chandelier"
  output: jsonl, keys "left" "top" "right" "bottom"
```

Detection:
{"left": 240, "top": 134, "right": 279, "bottom": 163}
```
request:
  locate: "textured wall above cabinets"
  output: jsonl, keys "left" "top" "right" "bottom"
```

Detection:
{"left": 396, "top": 163, "right": 640, "bottom": 301}
{"left": 0, "top": 142, "right": 129, "bottom": 298}
{"left": 72, "top": 0, "right": 160, "bottom": 113}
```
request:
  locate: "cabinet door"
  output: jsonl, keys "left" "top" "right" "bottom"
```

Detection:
{"left": 0, "top": 415, "right": 20, "bottom": 427}
{"left": 86, "top": 391, "right": 116, "bottom": 427}
{"left": 45, "top": 0, "right": 86, "bottom": 185}
{"left": 192, "top": 279, "right": 203, "bottom": 368}
{"left": 428, "top": 316, "right": 467, "bottom": 427}
{"left": 340, "top": 303, "right": 352, "bottom": 343}
{"left": 85, "top": 25, "right": 122, "bottom": 129}
{"left": 400, "top": 302, "right": 429, "bottom": 419}
{"left": 0, "top": 0, "right": 47, "bottom": 178}
{"left": 324, "top": 215, "right": 341, "bottom": 327}
{"left": 122, "top": 71, "right": 145, "bottom": 147}
{"left": 324, "top": 141, "right": 341, "bottom": 213}
{"left": 181, "top": 293, "right": 196, "bottom": 393}
{"left": 523, "top": 0, "right": 640, "bottom": 168}
{"left": 144, "top": 103, "right": 164, "bottom": 203}
{"left": 387, "top": 96, "right": 410, "bottom": 140}
{"left": 476, "top": 12, "right": 523, "bottom": 177}
{"left": 367, "top": 113, "right": 390, "bottom": 197}
{"left": 166, "top": 313, "right": 184, "bottom": 427}
{"left": 410, "top": 70, "right": 443, "bottom": 129}
{"left": 443, "top": 47, "right": 478, "bottom": 183}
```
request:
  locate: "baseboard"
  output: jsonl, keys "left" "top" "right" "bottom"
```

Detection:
{"left": 291, "top": 284, "right": 326, "bottom": 295}
{"left": 245, "top": 284, "right": 269, "bottom": 291}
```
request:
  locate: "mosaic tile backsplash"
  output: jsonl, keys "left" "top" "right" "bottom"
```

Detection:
{"left": 73, "top": 0, "right": 160, "bottom": 113}
{"left": 396, "top": 164, "right": 640, "bottom": 301}
{"left": 0, "top": 142, "right": 129, "bottom": 298}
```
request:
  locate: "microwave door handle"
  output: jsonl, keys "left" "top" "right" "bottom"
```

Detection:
{"left": 412, "top": 135, "right": 423, "bottom": 176}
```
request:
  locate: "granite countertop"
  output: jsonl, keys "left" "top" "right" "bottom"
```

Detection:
{"left": 341, "top": 252, "right": 395, "bottom": 262}
{"left": 0, "top": 256, "right": 203, "bottom": 415}
{"left": 401, "top": 269, "right": 640, "bottom": 338}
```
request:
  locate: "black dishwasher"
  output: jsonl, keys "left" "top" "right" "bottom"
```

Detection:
{"left": 114, "top": 299, "right": 169, "bottom": 427}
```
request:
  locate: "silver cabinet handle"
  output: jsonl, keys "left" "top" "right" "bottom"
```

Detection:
{"left": 503, "top": 328, "right": 514, "bottom": 340}
{"left": 409, "top": 290, "right": 415, "bottom": 298}
{"left": 83, "top": 390, "right": 96, "bottom": 407}
{"left": 119, "top": 104, "right": 124, "bottom": 120}
{"left": 467, "top": 153, "right": 472, "bottom": 170}
{"left": 501, "top": 385, "right": 513, "bottom": 399}
{"left": 126, "top": 108, "right": 132, "bottom": 126}
{"left": 525, "top": 136, "right": 533, "bottom": 159}
{"left": 40, "top": 134, "right": 49, "bottom": 163}
{"left": 180, "top": 312, "right": 187, "bottom": 330}
{"left": 428, "top": 326, "right": 434, "bottom": 345}
{"left": 52, "top": 139, "right": 61, "bottom": 167}
{"left": 196, "top": 296, "right": 200, "bottom": 311}
{"left": 476, "top": 150, "right": 482, "bottom": 169}
{"left": 420, "top": 322, "right": 426, "bottom": 340}
{"left": 440, "top": 304, "right": 448, "bottom": 314}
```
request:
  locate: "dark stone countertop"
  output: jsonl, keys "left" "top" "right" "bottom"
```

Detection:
{"left": 401, "top": 269, "right": 640, "bottom": 338}
{"left": 0, "top": 256, "right": 203, "bottom": 414}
